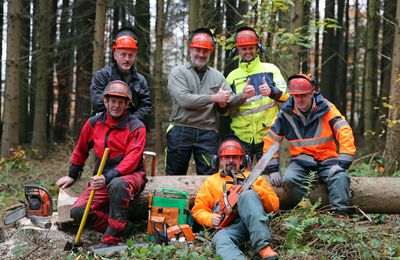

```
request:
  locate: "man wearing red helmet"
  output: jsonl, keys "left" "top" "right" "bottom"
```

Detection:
{"left": 90, "top": 27, "right": 152, "bottom": 122}
{"left": 57, "top": 80, "right": 147, "bottom": 245}
{"left": 166, "top": 28, "right": 245, "bottom": 175}
{"left": 263, "top": 74, "right": 356, "bottom": 215}
{"left": 225, "top": 26, "right": 289, "bottom": 179}
{"left": 192, "top": 137, "right": 279, "bottom": 260}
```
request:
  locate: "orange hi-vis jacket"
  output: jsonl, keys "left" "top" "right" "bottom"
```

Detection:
{"left": 263, "top": 92, "right": 356, "bottom": 173}
{"left": 191, "top": 170, "right": 279, "bottom": 228}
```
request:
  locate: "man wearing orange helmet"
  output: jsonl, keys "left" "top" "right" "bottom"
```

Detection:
{"left": 90, "top": 27, "right": 152, "bottom": 121}
{"left": 166, "top": 28, "right": 245, "bottom": 175}
{"left": 263, "top": 74, "right": 356, "bottom": 215}
{"left": 192, "top": 137, "right": 279, "bottom": 260}
{"left": 225, "top": 26, "right": 289, "bottom": 178}
{"left": 57, "top": 80, "right": 147, "bottom": 245}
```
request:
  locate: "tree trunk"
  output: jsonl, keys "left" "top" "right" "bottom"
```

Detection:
{"left": 314, "top": 0, "right": 320, "bottom": 82}
{"left": 31, "top": 0, "right": 54, "bottom": 156}
{"left": 350, "top": 0, "right": 359, "bottom": 129}
{"left": 58, "top": 176, "right": 400, "bottom": 223}
{"left": 0, "top": 0, "right": 3, "bottom": 125}
{"left": 92, "top": 0, "right": 106, "bottom": 74}
{"left": 54, "top": 0, "right": 73, "bottom": 142}
{"left": 188, "top": 0, "right": 200, "bottom": 33}
{"left": 1, "top": 0, "right": 22, "bottom": 157}
{"left": 134, "top": 0, "right": 150, "bottom": 80}
{"left": 153, "top": 0, "right": 166, "bottom": 157}
{"left": 19, "top": 0, "right": 30, "bottom": 144}
{"left": 73, "top": 1, "right": 95, "bottom": 136}
{"left": 320, "top": 0, "right": 336, "bottom": 102}
{"left": 378, "top": 0, "right": 397, "bottom": 136}
{"left": 363, "top": 0, "right": 378, "bottom": 153}
{"left": 384, "top": 1, "right": 400, "bottom": 174}
{"left": 286, "top": 0, "right": 304, "bottom": 76}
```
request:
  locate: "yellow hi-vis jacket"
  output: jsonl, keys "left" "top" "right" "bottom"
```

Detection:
{"left": 226, "top": 55, "right": 289, "bottom": 144}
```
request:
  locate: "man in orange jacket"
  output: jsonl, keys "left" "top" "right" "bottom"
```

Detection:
{"left": 192, "top": 137, "right": 279, "bottom": 260}
{"left": 263, "top": 74, "right": 356, "bottom": 214}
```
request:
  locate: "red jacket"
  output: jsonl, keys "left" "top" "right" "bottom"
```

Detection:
{"left": 68, "top": 112, "right": 146, "bottom": 184}
{"left": 263, "top": 92, "right": 355, "bottom": 173}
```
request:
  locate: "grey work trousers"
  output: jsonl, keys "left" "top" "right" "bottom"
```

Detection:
{"left": 283, "top": 161, "right": 350, "bottom": 212}
{"left": 212, "top": 190, "right": 272, "bottom": 260}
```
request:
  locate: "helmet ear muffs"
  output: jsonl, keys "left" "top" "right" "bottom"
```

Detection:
{"left": 211, "top": 155, "right": 219, "bottom": 170}
{"left": 242, "top": 154, "right": 252, "bottom": 170}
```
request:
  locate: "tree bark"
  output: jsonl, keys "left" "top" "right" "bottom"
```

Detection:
{"left": 188, "top": 0, "right": 200, "bottom": 33}
{"left": 72, "top": 1, "right": 94, "bottom": 136}
{"left": 58, "top": 176, "right": 400, "bottom": 223}
{"left": 31, "top": 0, "right": 54, "bottom": 156}
{"left": 363, "top": 0, "right": 378, "bottom": 152}
{"left": 1, "top": 0, "right": 22, "bottom": 156}
{"left": 54, "top": 0, "right": 73, "bottom": 142}
{"left": 384, "top": 1, "right": 400, "bottom": 174}
{"left": 92, "top": 0, "right": 106, "bottom": 74}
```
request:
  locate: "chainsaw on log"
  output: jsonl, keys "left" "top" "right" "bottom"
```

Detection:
{"left": 3, "top": 185, "right": 53, "bottom": 229}
{"left": 217, "top": 142, "right": 279, "bottom": 230}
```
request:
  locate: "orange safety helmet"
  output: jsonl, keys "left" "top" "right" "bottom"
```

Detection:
{"left": 218, "top": 139, "right": 245, "bottom": 158}
{"left": 235, "top": 29, "right": 259, "bottom": 47}
{"left": 189, "top": 28, "right": 215, "bottom": 51}
{"left": 102, "top": 80, "right": 133, "bottom": 103}
{"left": 112, "top": 35, "right": 138, "bottom": 52}
{"left": 287, "top": 74, "right": 316, "bottom": 94}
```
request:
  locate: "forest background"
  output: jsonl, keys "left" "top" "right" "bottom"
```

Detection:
{"left": 0, "top": 0, "right": 399, "bottom": 179}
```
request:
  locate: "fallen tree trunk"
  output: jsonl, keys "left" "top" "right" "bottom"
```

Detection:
{"left": 57, "top": 176, "right": 400, "bottom": 223}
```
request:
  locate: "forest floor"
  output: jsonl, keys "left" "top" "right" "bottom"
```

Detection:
{"left": 0, "top": 143, "right": 399, "bottom": 259}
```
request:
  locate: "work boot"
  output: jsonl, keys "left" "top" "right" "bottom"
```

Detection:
{"left": 259, "top": 245, "right": 279, "bottom": 260}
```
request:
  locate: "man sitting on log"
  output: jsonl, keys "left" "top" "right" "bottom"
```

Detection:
{"left": 192, "top": 137, "right": 279, "bottom": 260}
{"left": 56, "top": 80, "right": 147, "bottom": 245}
{"left": 263, "top": 74, "right": 356, "bottom": 215}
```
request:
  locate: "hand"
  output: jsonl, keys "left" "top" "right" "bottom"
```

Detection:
{"left": 56, "top": 176, "right": 75, "bottom": 189}
{"left": 211, "top": 85, "right": 230, "bottom": 104}
{"left": 91, "top": 175, "right": 106, "bottom": 190}
{"left": 241, "top": 79, "right": 255, "bottom": 99}
{"left": 211, "top": 214, "right": 222, "bottom": 227}
{"left": 269, "top": 172, "right": 282, "bottom": 187}
{"left": 259, "top": 77, "right": 271, "bottom": 97}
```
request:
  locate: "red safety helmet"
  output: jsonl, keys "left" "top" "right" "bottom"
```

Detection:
{"left": 287, "top": 74, "right": 316, "bottom": 94}
{"left": 102, "top": 80, "right": 132, "bottom": 103}
{"left": 218, "top": 140, "right": 245, "bottom": 158}
{"left": 235, "top": 29, "right": 259, "bottom": 47}
{"left": 112, "top": 35, "right": 138, "bottom": 53}
{"left": 189, "top": 28, "right": 215, "bottom": 51}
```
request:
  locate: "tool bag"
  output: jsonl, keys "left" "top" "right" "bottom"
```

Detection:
{"left": 147, "top": 188, "right": 190, "bottom": 243}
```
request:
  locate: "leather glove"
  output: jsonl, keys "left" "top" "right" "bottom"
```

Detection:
{"left": 269, "top": 172, "right": 282, "bottom": 187}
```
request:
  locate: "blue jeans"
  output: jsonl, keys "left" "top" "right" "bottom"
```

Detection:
{"left": 283, "top": 161, "right": 350, "bottom": 212}
{"left": 212, "top": 190, "right": 272, "bottom": 260}
{"left": 165, "top": 125, "right": 219, "bottom": 175}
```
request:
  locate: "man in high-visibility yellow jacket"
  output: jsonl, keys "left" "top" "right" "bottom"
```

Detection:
{"left": 226, "top": 26, "right": 289, "bottom": 172}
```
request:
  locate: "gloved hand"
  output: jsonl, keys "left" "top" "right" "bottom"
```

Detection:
{"left": 269, "top": 172, "right": 282, "bottom": 187}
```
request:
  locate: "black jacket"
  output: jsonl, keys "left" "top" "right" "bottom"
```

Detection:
{"left": 90, "top": 63, "right": 152, "bottom": 120}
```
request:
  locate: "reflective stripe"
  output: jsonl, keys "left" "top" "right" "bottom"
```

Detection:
{"left": 245, "top": 94, "right": 265, "bottom": 104}
{"left": 267, "top": 131, "right": 283, "bottom": 142}
{"left": 333, "top": 120, "right": 348, "bottom": 134}
{"left": 275, "top": 80, "right": 287, "bottom": 86}
{"left": 282, "top": 111, "right": 302, "bottom": 139}
{"left": 290, "top": 136, "right": 333, "bottom": 147}
{"left": 339, "top": 153, "right": 354, "bottom": 162}
{"left": 231, "top": 101, "right": 276, "bottom": 118}
{"left": 292, "top": 154, "right": 317, "bottom": 164}
{"left": 315, "top": 117, "right": 323, "bottom": 137}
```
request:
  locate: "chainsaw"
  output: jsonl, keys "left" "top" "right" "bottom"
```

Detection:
{"left": 3, "top": 185, "right": 53, "bottom": 228}
{"left": 217, "top": 142, "right": 280, "bottom": 230}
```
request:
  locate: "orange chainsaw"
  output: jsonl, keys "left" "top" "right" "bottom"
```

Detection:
{"left": 3, "top": 185, "right": 53, "bottom": 228}
{"left": 217, "top": 142, "right": 279, "bottom": 230}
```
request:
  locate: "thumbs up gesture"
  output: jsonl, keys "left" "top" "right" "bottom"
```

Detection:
{"left": 211, "top": 84, "right": 230, "bottom": 107}
{"left": 242, "top": 78, "right": 255, "bottom": 99}
{"left": 259, "top": 77, "right": 271, "bottom": 97}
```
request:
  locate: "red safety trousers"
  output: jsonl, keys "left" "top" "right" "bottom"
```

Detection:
{"left": 70, "top": 172, "right": 146, "bottom": 244}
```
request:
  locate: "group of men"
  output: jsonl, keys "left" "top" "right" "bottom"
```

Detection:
{"left": 56, "top": 25, "right": 356, "bottom": 259}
